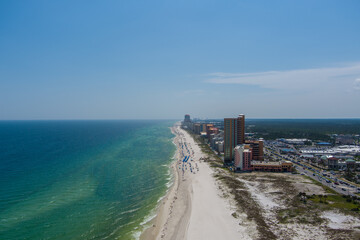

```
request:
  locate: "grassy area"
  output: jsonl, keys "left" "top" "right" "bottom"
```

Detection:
{"left": 277, "top": 204, "right": 324, "bottom": 224}
{"left": 302, "top": 175, "right": 324, "bottom": 187}
{"left": 296, "top": 176, "right": 360, "bottom": 213}
{"left": 308, "top": 194, "right": 360, "bottom": 211}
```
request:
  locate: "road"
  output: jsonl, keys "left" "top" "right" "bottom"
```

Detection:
{"left": 264, "top": 144, "right": 359, "bottom": 197}
{"left": 294, "top": 165, "right": 357, "bottom": 196}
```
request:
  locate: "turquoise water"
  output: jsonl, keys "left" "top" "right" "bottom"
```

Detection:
{"left": 0, "top": 120, "right": 176, "bottom": 240}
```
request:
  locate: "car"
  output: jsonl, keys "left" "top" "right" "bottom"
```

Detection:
{"left": 342, "top": 188, "right": 346, "bottom": 191}
{"left": 335, "top": 182, "right": 339, "bottom": 185}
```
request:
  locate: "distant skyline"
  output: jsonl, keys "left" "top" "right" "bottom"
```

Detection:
{"left": 1, "top": 0, "right": 360, "bottom": 120}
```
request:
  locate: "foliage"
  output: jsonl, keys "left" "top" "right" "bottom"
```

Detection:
{"left": 309, "top": 194, "right": 360, "bottom": 210}
{"left": 245, "top": 119, "right": 360, "bottom": 141}
{"left": 344, "top": 169, "right": 357, "bottom": 183}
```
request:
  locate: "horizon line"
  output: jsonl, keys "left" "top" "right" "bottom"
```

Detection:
{"left": 1, "top": 117, "right": 360, "bottom": 121}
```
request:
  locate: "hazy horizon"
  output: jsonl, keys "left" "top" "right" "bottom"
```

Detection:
{"left": 1, "top": 117, "right": 360, "bottom": 121}
{"left": 1, "top": 1, "right": 360, "bottom": 120}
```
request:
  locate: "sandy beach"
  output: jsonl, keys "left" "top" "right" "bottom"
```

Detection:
{"left": 140, "top": 123, "right": 360, "bottom": 240}
{"left": 140, "top": 123, "right": 244, "bottom": 240}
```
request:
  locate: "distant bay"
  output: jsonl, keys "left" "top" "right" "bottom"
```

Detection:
{"left": 0, "top": 120, "right": 176, "bottom": 240}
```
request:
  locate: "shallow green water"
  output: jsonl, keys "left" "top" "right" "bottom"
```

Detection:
{"left": 0, "top": 120, "right": 176, "bottom": 239}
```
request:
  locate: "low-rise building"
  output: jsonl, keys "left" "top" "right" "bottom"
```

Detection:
{"left": 328, "top": 157, "right": 339, "bottom": 170}
{"left": 300, "top": 145, "right": 360, "bottom": 156}
{"left": 283, "top": 138, "right": 308, "bottom": 145}
{"left": 280, "top": 148, "right": 296, "bottom": 154}
{"left": 346, "top": 159, "right": 356, "bottom": 170}
{"left": 251, "top": 161, "right": 293, "bottom": 172}
{"left": 316, "top": 142, "right": 332, "bottom": 147}
{"left": 336, "top": 135, "right": 354, "bottom": 145}
{"left": 217, "top": 141, "right": 224, "bottom": 153}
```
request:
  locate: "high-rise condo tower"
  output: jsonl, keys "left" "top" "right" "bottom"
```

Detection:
{"left": 224, "top": 114, "right": 245, "bottom": 164}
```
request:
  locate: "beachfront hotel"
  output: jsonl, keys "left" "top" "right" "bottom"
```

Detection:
{"left": 183, "top": 114, "right": 193, "bottom": 130}
{"left": 184, "top": 114, "right": 191, "bottom": 123}
{"left": 234, "top": 144, "right": 252, "bottom": 171}
{"left": 245, "top": 139, "right": 264, "bottom": 161}
{"left": 224, "top": 114, "right": 245, "bottom": 164}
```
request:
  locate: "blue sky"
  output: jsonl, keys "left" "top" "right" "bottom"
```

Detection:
{"left": 1, "top": 0, "right": 360, "bottom": 119}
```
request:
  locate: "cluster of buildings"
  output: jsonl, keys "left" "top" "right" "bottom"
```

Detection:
{"left": 334, "top": 134, "right": 357, "bottom": 145}
{"left": 299, "top": 145, "right": 360, "bottom": 171}
{"left": 183, "top": 114, "right": 224, "bottom": 152}
{"left": 269, "top": 137, "right": 360, "bottom": 171}
{"left": 182, "top": 114, "right": 293, "bottom": 172}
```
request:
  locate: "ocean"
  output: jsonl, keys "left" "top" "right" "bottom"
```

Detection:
{"left": 0, "top": 120, "right": 176, "bottom": 240}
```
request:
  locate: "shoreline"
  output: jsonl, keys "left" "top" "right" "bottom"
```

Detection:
{"left": 140, "top": 124, "right": 182, "bottom": 240}
{"left": 140, "top": 123, "right": 242, "bottom": 240}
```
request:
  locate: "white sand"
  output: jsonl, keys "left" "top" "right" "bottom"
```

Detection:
{"left": 185, "top": 128, "right": 250, "bottom": 240}
{"left": 322, "top": 211, "right": 360, "bottom": 229}
{"left": 141, "top": 124, "right": 247, "bottom": 240}
{"left": 241, "top": 179, "right": 280, "bottom": 211}
{"left": 141, "top": 124, "right": 360, "bottom": 240}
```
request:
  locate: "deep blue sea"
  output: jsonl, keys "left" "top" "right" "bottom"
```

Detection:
{"left": 0, "top": 120, "right": 176, "bottom": 240}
